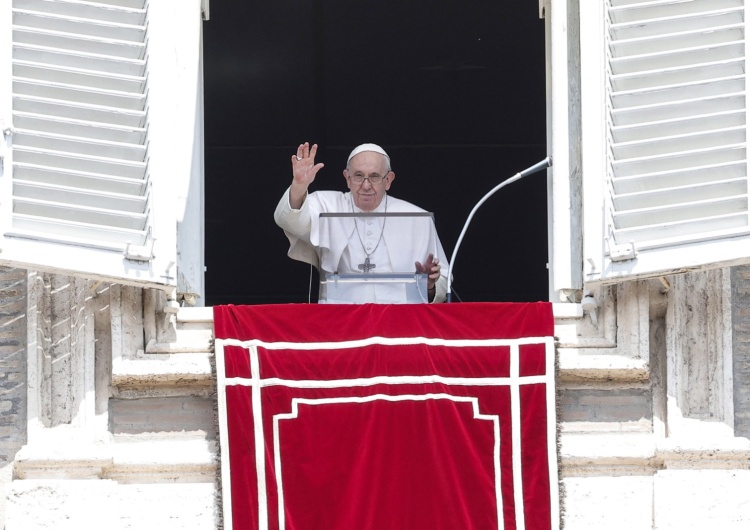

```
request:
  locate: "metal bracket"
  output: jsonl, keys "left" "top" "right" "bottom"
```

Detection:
{"left": 606, "top": 225, "right": 638, "bottom": 263}
{"left": 0, "top": 120, "right": 14, "bottom": 168}
{"left": 124, "top": 234, "right": 156, "bottom": 262}
{"left": 607, "top": 238, "right": 637, "bottom": 262}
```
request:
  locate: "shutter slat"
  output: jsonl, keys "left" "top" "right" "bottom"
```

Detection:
{"left": 612, "top": 144, "right": 745, "bottom": 178}
{"left": 611, "top": 24, "right": 744, "bottom": 57}
{"left": 14, "top": 180, "right": 147, "bottom": 213}
{"left": 609, "top": 0, "right": 743, "bottom": 24}
{"left": 14, "top": 113, "right": 146, "bottom": 143}
{"left": 14, "top": 164, "right": 147, "bottom": 195}
{"left": 14, "top": 78, "right": 146, "bottom": 110}
{"left": 611, "top": 41, "right": 743, "bottom": 75}
{"left": 612, "top": 160, "right": 747, "bottom": 195}
{"left": 11, "top": 219, "right": 147, "bottom": 246}
{"left": 14, "top": 198, "right": 148, "bottom": 230}
{"left": 13, "top": 11, "right": 147, "bottom": 42}
{"left": 77, "top": 0, "right": 147, "bottom": 9}
{"left": 13, "top": 44, "right": 146, "bottom": 76}
{"left": 14, "top": 130, "right": 147, "bottom": 162}
{"left": 15, "top": 0, "right": 147, "bottom": 25}
{"left": 14, "top": 62, "right": 146, "bottom": 92}
{"left": 611, "top": 76, "right": 744, "bottom": 109}
{"left": 13, "top": 96, "right": 146, "bottom": 127}
{"left": 12, "top": 27, "right": 146, "bottom": 59}
{"left": 612, "top": 110, "right": 745, "bottom": 143}
{"left": 613, "top": 178, "right": 747, "bottom": 210}
{"left": 612, "top": 59, "right": 745, "bottom": 92}
{"left": 14, "top": 79, "right": 146, "bottom": 110}
{"left": 611, "top": 94, "right": 745, "bottom": 127}
{"left": 612, "top": 126, "right": 745, "bottom": 159}
{"left": 613, "top": 215, "right": 748, "bottom": 244}
{"left": 611, "top": 9, "right": 743, "bottom": 40}
{"left": 614, "top": 196, "right": 747, "bottom": 229}
{"left": 14, "top": 147, "right": 147, "bottom": 179}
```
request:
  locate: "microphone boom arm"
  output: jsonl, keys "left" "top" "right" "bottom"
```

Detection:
{"left": 446, "top": 156, "right": 552, "bottom": 302}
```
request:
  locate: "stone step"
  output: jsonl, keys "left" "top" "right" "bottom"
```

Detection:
{"left": 112, "top": 307, "right": 214, "bottom": 398}
{"left": 14, "top": 431, "right": 217, "bottom": 483}
{"left": 111, "top": 351, "right": 214, "bottom": 398}
{"left": 113, "top": 304, "right": 650, "bottom": 399}
{"left": 110, "top": 395, "right": 216, "bottom": 436}
{"left": 560, "top": 432, "right": 750, "bottom": 477}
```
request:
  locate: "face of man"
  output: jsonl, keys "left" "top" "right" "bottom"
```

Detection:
{"left": 343, "top": 151, "right": 394, "bottom": 211}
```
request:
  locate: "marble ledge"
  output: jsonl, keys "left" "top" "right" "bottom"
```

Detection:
{"left": 560, "top": 432, "right": 750, "bottom": 474}
{"left": 13, "top": 435, "right": 217, "bottom": 482}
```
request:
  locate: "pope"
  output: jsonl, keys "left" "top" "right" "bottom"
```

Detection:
{"left": 275, "top": 142, "right": 449, "bottom": 303}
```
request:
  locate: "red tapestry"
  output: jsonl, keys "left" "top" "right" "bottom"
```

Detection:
{"left": 214, "top": 303, "right": 558, "bottom": 530}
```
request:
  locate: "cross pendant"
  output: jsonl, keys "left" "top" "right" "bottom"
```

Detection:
{"left": 358, "top": 257, "right": 376, "bottom": 273}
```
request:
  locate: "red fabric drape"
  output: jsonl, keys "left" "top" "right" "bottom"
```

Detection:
{"left": 215, "top": 303, "right": 557, "bottom": 530}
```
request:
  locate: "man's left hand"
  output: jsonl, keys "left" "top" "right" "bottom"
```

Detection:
{"left": 415, "top": 253, "right": 441, "bottom": 290}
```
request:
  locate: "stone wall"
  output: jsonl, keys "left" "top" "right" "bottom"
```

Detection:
{"left": 732, "top": 265, "right": 750, "bottom": 438}
{"left": 3, "top": 276, "right": 218, "bottom": 530}
{"left": 0, "top": 268, "right": 27, "bottom": 527}
{"left": 2, "top": 264, "right": 749, "bottom": 528}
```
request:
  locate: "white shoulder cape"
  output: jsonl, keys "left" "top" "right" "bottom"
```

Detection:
{"left": 274, "top": 189, "right": 448, "bottom": 276}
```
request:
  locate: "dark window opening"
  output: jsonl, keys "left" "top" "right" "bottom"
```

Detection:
{"left": 204, "top": 0, "right": 548, "bottom": 305}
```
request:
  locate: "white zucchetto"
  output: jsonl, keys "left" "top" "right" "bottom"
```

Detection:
{"left": 347, "top": 143, "right": 390, "bottom": 167}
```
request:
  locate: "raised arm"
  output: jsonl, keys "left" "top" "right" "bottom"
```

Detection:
{"left": 289, "top": 142, "right": 325, "bottom": 209}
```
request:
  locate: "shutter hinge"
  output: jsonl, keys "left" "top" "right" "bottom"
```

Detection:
{"left": 124, "top": 234, "right": 156, "bottom": 262}
{"left": 0, "top": 121, "right": 13, "bottom": 169}
{"left": 606, "top": 237, "right": 637, "bottom": 262}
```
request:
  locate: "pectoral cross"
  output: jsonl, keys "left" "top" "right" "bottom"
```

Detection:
{"left": 358, "top": 257, "right": 376, "bottom": 273}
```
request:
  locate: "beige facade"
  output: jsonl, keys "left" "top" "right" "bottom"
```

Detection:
{"left": 1, "top": 270, "right": 216, "bottom": 528}
{"left": 1, "top": 0, "right": 750, "bottom": 527}
{"left": 0, "top": 265, "right": 748, "bottom": 528}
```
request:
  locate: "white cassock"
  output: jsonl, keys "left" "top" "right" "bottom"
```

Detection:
{"left": 274, "top": 188, "right": 449, "bottom": 303}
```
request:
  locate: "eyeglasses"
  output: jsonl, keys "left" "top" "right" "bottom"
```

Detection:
{"left": 348, "top": 172, "right": 390, "bottom": 185}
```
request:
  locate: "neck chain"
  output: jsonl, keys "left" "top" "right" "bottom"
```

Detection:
{"left": 353, "top": 194, "right": 387, "bottom": 273}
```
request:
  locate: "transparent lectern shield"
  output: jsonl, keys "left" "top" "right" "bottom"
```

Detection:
{"left": 320, "top": 273, "right": 429, "bottom": 304}
{"left": 316, "top": 212, "right": 438, "bottom": 304}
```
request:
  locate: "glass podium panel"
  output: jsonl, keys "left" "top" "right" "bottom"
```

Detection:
{"left": 319, "top": 272, "right": 429, "bottom": 304}
{"left": 316, "top": 212, "right": 438, "bottom": 304}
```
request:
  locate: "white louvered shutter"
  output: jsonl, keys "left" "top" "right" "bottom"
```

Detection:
{"left": 581, "top": 0, "right": 750, "bottom": 283}
{"left": 0, "top": 0, "right": 204, "bottom": 290}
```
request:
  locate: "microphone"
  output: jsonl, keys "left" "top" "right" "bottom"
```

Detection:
{"left": 446, "top": 156, "right": 552, "bottom": 302}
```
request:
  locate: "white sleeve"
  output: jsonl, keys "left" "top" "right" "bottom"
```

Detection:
{"left": 274, "top": 187, "right": 312, "bottom": 239}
